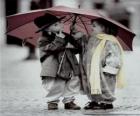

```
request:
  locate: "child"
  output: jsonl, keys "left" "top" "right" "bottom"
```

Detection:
{"left": 73, "top": 18, "right": 124, "bottom": 110}
{"left": 80, "top": 18, "right": 125, "bottom": 110}
{"left": 34, "top": 13, "right": 81, "bottom": 110}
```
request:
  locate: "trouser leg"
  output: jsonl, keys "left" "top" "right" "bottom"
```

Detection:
{"left": 100, "top": 74, "right": 116, "bottom": 104}
{"left": 89, "top": 74, "right": 116, "bottom": 104}
{"left": 62, "top": 74, "right": 80, "bottom": 103}
{"left": 42, "top": 76, "right": 65, "bottom": 103}
{"left": 42, "top": 74, "right": 80, "bottom": 103}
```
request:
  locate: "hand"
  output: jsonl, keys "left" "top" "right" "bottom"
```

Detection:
{"left": 70, "top": 25, "right": 77, "bottom": 33}
{"left": 65, "top": 42, "right": 74, "bottom": 48}
{"left": 103, "top": 72, "right": 115, "bottom": 76}
{"left": 72, "top": 31, "right": 84, "bottom": 39}
{"left": 55, "top": 31, "right": 65, "bottom": 38}
{"left": 106, "top": 55, "right": 120, "bottom": 68}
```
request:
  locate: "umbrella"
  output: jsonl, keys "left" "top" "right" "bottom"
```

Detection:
{"left": 6, "top": 5, "right": 135, "bottom": 50}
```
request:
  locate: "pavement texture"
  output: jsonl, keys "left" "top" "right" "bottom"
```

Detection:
{"left": 0, "top": 43, "right": 140, "bottom": 116}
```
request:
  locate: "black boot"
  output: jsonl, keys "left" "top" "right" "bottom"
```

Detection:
{"left": 64, "top": 101, "right": 81, "bottom": 110}
{"left": 48, "top": 102, "right": 58, "bottom": 110}
{"left": 100, "top": 103, "right": 113, "bottom": 110}
{"left": 84, "top": 101, "right": 100, "bottom": 110}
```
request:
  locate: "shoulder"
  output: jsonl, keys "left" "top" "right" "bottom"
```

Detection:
{"left": 38, "top": 35, "right": 48, "bottom": 42}
{"left": 105, "top": 40, "right": 121, "bottom": 54}
{"left": 38, "top": 35, "right": 51, "bottom": 47}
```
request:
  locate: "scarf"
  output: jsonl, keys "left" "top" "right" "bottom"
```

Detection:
{"left": 89, "top": 33, "right": 125, "bottom": 94}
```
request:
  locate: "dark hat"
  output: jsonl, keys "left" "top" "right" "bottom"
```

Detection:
{"left": 34, "top": 13, "right": 64, "bottom": 33}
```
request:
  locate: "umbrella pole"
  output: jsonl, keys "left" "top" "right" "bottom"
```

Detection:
{"left": 70, "top": 14, "right": 78, "bottom": 35}
{"left": 57, "top": 14, "right": 79, "bottom": 77}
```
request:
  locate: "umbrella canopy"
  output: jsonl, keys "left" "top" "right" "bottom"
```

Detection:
{"left": 7, "top": 6, "right": 135, "bottom": 50}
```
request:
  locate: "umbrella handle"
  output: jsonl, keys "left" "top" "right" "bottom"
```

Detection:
{"left": 57, "top": 50, "right": 66, "bottom": 74}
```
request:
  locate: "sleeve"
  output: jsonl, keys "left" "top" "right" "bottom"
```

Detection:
{"left": 38, "top": 36, "right": 49, "bottom": 48}
{"left": 71, "top": 32, "right": 87, "bottom": 53}
{"left": 102, "top": 40, "right": 122, "bottom": 75}
{"left": 67, "top": 35, "right": 82, "bottom": 53}
{"left": 43, "top": 35, "right": 66, "bottom": 53}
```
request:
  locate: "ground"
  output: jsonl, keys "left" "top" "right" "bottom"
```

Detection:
{"left": 0, "top": 42, "right": 140, "bottom": 116}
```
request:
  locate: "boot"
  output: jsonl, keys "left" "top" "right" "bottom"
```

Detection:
{"left": 64, "top": 101, "right": 81, "bottom": 110}
{"left": 48, "top": 102, "right": 58, "bottom": 110}
{"left": 100, "top": 103, "right": 113, "bottom": 109}
{"left": 84, "top": 101, "right": 100, "bottom": 110}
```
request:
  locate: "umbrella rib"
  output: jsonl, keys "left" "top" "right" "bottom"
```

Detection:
{"left": 47, "top": 12, "right": 73, "bottom": 23}
{"left": 62, "top": 15, "right": 85, "bottom": 29}
{"left": 76, "top": 16, "right": 91, "bottom": 24}
{"left": 47, "top": 11, "right": 75, "bottom": 24}
{"left": 78, "top": 16, "right": 89, "bottom": 35}
{"left": 76, "top": 20, "right": 91, "bottom": 25}
{"left": 63, "top": 15, "right": 74, "bottom": 23}
{"left": 76, "top": 23, "right": 85, "bottom": 29}
{"left": 80, "top": 15, "right": 92, "bottom": 20}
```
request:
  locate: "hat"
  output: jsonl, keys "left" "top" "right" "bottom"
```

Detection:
{"left": 34, "top": 13, "right": 64, "bottom": 33}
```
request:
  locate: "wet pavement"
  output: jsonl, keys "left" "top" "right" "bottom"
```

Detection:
{"left": 0, "top": 43, "right": 140, "bottom": 116}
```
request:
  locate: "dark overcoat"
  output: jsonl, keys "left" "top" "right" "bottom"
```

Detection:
{"left": 38, "top": 32, "right": 80, "bottom": 78}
